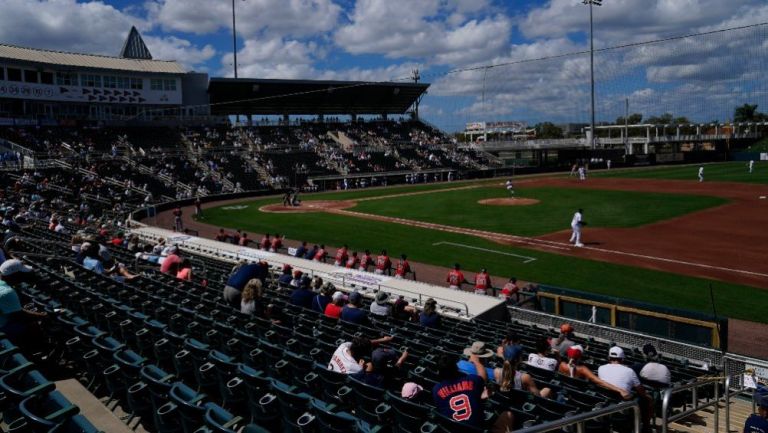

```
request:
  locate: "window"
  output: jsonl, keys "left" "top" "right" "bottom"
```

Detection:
{"left": 7, "top": 68, "right": 22, "bottom": 82}
{"left": 150, "top": 78, "right": 163, "bottom": 91}
{"left": 80, "top": 74, "right": 101, "bottom": 88}
{"left": 55, "top": 71, "right": 77, "bottom": 86}
{"left": 40, "top": 71, "right": 54, "bottom": 85}
{"left": 0, "top": 68, "right": 4, "bottom": 81}
{"left": 164, "top": 79, "right": 176, "bottom": 91}
{"left": 23, "top": 70, "right": 38, "bottom": 83}
{"left": 116, "top": 76, "right": 129, "bottom": 89}
{"left": 130, "top": 78, "right": 143, "bottom": 90}
{"left": 103, "top": 76, "right": 117, "bottom": 89}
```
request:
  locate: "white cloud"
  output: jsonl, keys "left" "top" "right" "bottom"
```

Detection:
{"left": 144, "top": 36, "right": 216, "bottom": 71}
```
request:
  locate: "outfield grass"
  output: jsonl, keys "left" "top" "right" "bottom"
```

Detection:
{"left": 352, "top": 187, "right": 727, "bottom": 236}
{"left": 201, "top": 187, "right": 767, "bottom": 323}
{"left": 595, "top": 162, "right": 768, "bottom": 184}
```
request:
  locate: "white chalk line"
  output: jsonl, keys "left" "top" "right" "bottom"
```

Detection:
{"left": 432, "top": 242, "right": 537, "bottom": 263}
{"left": 330, "top": 208, "right": 768, "bottom": 280}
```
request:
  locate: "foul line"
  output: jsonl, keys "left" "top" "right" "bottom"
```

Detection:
{"left": 432, "top": 242, "right": 537, "bottom": 263}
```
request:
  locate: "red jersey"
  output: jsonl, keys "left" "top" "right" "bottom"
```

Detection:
{"left": 324, "top": 303, "right": 342, "bottom": 319}
{"left": 447, "top": 270, "right": 465, "bottom": 287}
{"left": 314, "top": 248, "right": 327, "bottom": 261}
{"left": 334, "top": 248, "right": 348, "bottom": 265}
{"left": 474, "top": 273, "right": 491, "bottom": 290}
{"left": 501, "top": 282, "right": 519, "bottom": 299}
{"left": 359, "top": 254, "right": 373, "bottom": 270}
{"left": 395, "top": 260, "right": 410, "bottom": 277}
{"left": 346, "top": 256, "right": 360, "bottom": 269}
{"left": 239, "top": 237, "right": 249, "bottom": 246}
{"left": 215, "top": 233, "right": 227, "bottom": 242}
{"left": 375, "top": 255, "right": 391, "bottom": 272}
{"left": 270, "top": 238, "right": 282, "bottom": 251}
{"left": 260, "top": 237, "right": 270, "bottom": 250}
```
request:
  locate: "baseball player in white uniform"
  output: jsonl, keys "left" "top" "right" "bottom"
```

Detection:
{"left": 697, "top": 166, "right": 704, "bottom": 182}
{"left": 569, "top": 208, "right": 585, "bottom": 247}
{"left": 505, "top": 179, "right": 514, "bottom": 196}
{"left": 749, "top": 160, "right": 754, "bottom": 173}
{"left": 578, "top": 166, "right": 586, "bottom": 181}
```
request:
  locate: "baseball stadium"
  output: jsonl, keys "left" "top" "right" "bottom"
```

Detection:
{"left": 1, "top": 2, "right": 768, "bottom": 433}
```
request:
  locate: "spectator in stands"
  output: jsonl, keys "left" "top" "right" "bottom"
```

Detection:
{"left": 552, "top": 323, "right": 577, "bottom": 357}
{"left": 497, "top": 332, "right": 523, "bottom": 361}
{"left": 223, "top": 261, "right": 267, "bottom": 308}
{"left": 240, "top": 279, "right": 265, "bottom": 316}
{"left": 313, "top": 244, "right": 328, "bottom": 262}
{"left": 290, "top": 277, "right": 314, "bottom": 309}
{"left": 527, "top": 336, "right": 559, "bottom": 371}
{"left": 394, "top": 254, "right": 411, "bottom": 279}
{"left": 598, "top": 346, "right": 653, "bottom": 431}
{"left": 328, "top": 335, "right": 393, "bottom": 374}
{"left": 312, "top": 282, "right": 334, "bottom": 313}
{"left": 82, "top": 242, "right": 137, "bottom": 281}
{"left": 745, "top": 388, "right": 768, "bottom": 433}
{"left": 270, "top": 234, "right": 282, "bottom": 252}
{"left": 277, "top": 265, "right": 293, "bottom": 286}
{"left": 494, "top": 353, "right": 548, "bottom": 397}
{"left": 110, "top": 231, "right": 125, "bottom": 247}
{"left": 0, "top": 260, "right": 47, "bottom": 354}
{"left": 500, "top": 277, "right": 519, "bottom": 302}
{"left": 358, "top": 249, "right": 373, "bottom": 272}
{"left": 352, "top": 346, "right": 408, "bottom": 388}
{"left": 334, "top": 244, "right": 349, "bottom": 266}
{"left": 369, "top": 291, "right": 392, "bottom": 317}
{"left": 304, "top": 244, "right": 318, "bottom": 260}
{"left": 231, "top": 230, "right": 241, "bottom": 245}
{"left": 194, "top": 197, "right": 202, "bottom": 216}
{"left": 433, "top": 353, "right": 514, "bottom": 433}
{"left": 375, "top": 249, "right": 391, "bottom": 275}
{"left": 325, "top": 291, "right": 345, "bottom": 319}
{"left": 215, "top": 229, "right": 228, "bottom": 242}
{"left": 558, "top": 345, "right": 629, "bottom": 399}
{"left": 176, "top": 259, "right": 192, "bottom": 281}
{"left": 289, "top": 269, "right": 303, "bottom": 288}
{"left": 636, "top": 344, "right": 671, "bottom": 386}
{"left": 341, "top": 291, "right": 370, "bottom": 326}
{"left": 159, "top": 245, "right": 182, "bottom": 274}
{"left": 239, "top": 233, "right": 250, "bottom": 246}
{"left": 458, "top": 341, "right": 496, "bottom": 379}
{"left": 474, "top": 268, "right": 492, "bottom": 295}
{"left": 419, "top": 298, "right": 441, "bottom": 328}
{"left": 446, "top": 263, "right": 466, "bottom": 290}
{"left": 294, "top": 241, "right": 308, "bottom": 258}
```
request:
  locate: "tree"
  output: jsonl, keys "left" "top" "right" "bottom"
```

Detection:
{"left": 534, "top": 122, "right": 564, "bottom": 139}
{"left": 615, "top": 113, "right": 643, "bottom": 125}
{"left": 646, "top": 113, "right": 673, "bottom": 125}
{"left": 734, "top": 104, "right": 766, "bottom": 122}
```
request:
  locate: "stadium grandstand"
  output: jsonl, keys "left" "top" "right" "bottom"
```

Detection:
{"left": 1, "top": 18, "right": 768, "bottom": 433}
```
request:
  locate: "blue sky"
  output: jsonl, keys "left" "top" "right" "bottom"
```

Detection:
{"left": 1, "top": 0, "right": 767, "bottom": 131}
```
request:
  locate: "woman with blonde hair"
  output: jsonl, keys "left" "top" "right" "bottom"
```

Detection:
{"left": 241, "top": 278, "right": 264, "bottom": 315}
{"left": 494, "top": 356, "right": 550, "bottom": 398}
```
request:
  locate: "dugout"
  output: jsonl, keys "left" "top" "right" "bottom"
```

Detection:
{"left": 535, "top": 285, "right": 728, "bottom": 351}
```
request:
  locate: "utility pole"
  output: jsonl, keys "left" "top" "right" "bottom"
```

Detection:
{"left": 625, "top": 97, "right": 629, "bottom": 152}
{"left": 232, "top": 0, "right": 240, "bottom": 78}
{"left": 583, "top": 0, "right": 602, "bottom": 149}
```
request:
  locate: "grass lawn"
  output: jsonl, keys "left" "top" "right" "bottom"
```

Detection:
{"left": 352, "top": 186, "right": 727, "bottom": 236}
{"left": 595, "top": 162, "right": 768, "bottom": 184}
{"left": 201, "top": 188, "right": 766, "bottom": 323}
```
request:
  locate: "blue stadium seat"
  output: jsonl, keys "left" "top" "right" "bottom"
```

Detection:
{"left": 18, "top": 390, "right": 80, "bottom": 432}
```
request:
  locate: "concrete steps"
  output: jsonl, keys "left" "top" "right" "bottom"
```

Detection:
{"left": 667, "top": 396, "right": 754, "bottom": 433}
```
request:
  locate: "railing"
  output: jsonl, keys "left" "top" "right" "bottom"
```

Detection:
{"left": 661, "top": 377, "right": 726, "bottom": 433}
{"left": 517, "top": 400, "right": 640, "bottom": 433}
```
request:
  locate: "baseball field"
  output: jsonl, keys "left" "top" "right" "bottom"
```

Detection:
{"left": 193, "top": 162, "right": 768, "bottom": 324}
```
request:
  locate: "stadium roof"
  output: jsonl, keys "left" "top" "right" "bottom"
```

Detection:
{"left": 208, "top": 78, "right": 429, "bottom": 115}
{"left": 0, "top": 43, "right": 185, "bottom": 74}
{"left": 120, "top": 26, "right": 153, "bottom": 60}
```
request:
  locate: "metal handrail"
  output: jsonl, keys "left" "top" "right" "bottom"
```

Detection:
{"left": 661, "top": 377, "right": 724, "bottom": 433}
{"left": 516, "top": 400, "right": 640, "bottom": 433}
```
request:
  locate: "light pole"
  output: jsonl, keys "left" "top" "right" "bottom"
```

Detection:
{"left": 583, "top": 0, "right": 601, "bottom": 149}
{"left": 231, "top": 0, "right": 242, "bottom": 78}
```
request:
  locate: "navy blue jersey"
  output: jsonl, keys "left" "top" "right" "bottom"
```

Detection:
{"left": 744, "top": 414, "right": 768, "bottom": 433}
{"left": 432, "top": 374, "right": 485, "bottom": 427}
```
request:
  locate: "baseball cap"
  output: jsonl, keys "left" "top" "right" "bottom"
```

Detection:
{"left": 567, "top": 345, "right": 584, "bottom": 360}
{"left": 755, "top": 388, "right": 768, "bottom": 408}
{"left": 560, "top": 323, "right": 574, "bottom": 334}
{"left": 608, "top": 346, "right": 625, "bottom": 359}
{"left": 332, "top": 291, "right": 345, "bottom": 302}
{"left": 401, "top": 382, "right": 424, "bottom": 400}
{"left": 642, "top": 343, "right": 659, "bottom": 360}
{"left": 0, "top": 259, "right": 33, "bottom": 276}
{"left": 349, "top": 291, "right": 362, "bottom": 304}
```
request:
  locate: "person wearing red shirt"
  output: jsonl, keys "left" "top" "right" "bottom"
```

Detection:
{"left": 270, "top": 234, "right": 283, "bottom": 252}
{"left": 215, "top": 229, "right": 228, "bottom": 242}
{"left": 375, "top": 249, "right": 391, "bottom": 275}
{"left": 500, "top": 277, "right": 520, "bottom": 302}
{"left": 324, "top": 291, "right": 345, "bottom": 319}
{"left": 260, "top": 233, "right": 271, "bottom": 250}
{"left": 359, "top": 250, "right": 373, "bottom": 272}
{"left": 394, "top": 254, "right": 411, "bottom": 279}
{"left": 334, "top": 245, "right": 349, "bottom": 266}
{"left": 239, "top": 233, "right": 250, "bottom": 247}
{"left": 314, "top": 244, "right": 328, "bottom": 262}
{"left": 474, "top": 268, "right": 492, "bottom": 295}
{"left": 446, "top": 263, "right": 466, "bottom": 290}
{"left": 345, "top": 251, "right": 360, "bottom": 269}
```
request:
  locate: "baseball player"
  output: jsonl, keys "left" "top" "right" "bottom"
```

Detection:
{"left": 578, "top": 166, "right": 586, "bottom": 181}
{"left": 698, "top": 166, "right": 704, "bottom": 182}
{"left": 606, "top": 159, "right": 612, "bottom": 170}
{"left": 505, "top": 179, "right": 515, "bottom": 197}
{"left": 749, "top": 160, "right": 754, "bottom": 173}
{"left": 569, "top": 208, "right": 585, "bottom": 247}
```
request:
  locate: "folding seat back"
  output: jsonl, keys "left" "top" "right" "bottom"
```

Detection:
{"left": 165, "top": 382, "right": 209, "bottom": 433}
{"left": 385, "top": 390, "right": 431, "bottom": 433}
{"left": 18, "top": 390, "right": 80, "bottom": 432}
{"left": 202, "top": 403, "right": 244, "bottom": 433}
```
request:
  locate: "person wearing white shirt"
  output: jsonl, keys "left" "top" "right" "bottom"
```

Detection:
{"left": 598, "top": 346, "right": 653, "bottom": 432}
{"left": 328, "top": 336, "right": 393, "bottom": 374}
{"left": 698, "top": 166, "right": 704, "bottom": 182}
{"left": 569, "top": 208, "right": 585, "bottom": 247}
{"left": 749, "top": 160, "right": 754, "bottom": 173}
{"left": 526, "top": 337, "right": 559, "bottom": 371}
{"left": 638, "top": 344, "right": 671, "bottom": 385}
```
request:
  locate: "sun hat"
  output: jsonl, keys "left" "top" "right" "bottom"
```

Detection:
{"left": 463, "top": 341, "right": 494, "bottom": 358}
{"left": 0, "top": 259, "right": 33, "bottom": 276}
{"left": 608, "top": 346, "right": 625, "bottom": 359}
{"left": 375, "top": 291, "right": 389, "bottom": 304}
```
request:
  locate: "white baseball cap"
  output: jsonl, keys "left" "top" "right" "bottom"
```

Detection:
{"left": 608, "top": 346, "right": 625, "bottom": 359}
{"left": 332, "top": 291, "right": 345, "bottom": 302}
{"left": 0, "top": 259, "right": 33, "bottom": 276}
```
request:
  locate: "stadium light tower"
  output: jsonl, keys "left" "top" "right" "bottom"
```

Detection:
{"left": 231, "top": 0, "right": 244, "bottom": 78}
{"left": 584, "top": 0, "right": 601, "bottom": 149}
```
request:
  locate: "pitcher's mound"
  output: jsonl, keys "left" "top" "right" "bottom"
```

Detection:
{"left": 260, "top": 200, "right": 356, "bottom": 213}
{"left": 478, "top": 198, "right": 540, "bottom": 206}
